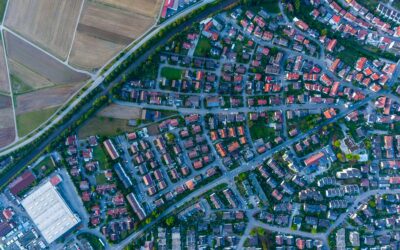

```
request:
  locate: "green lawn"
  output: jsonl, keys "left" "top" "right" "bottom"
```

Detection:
{"left": 78, "top": 116, "right": 132, "bottom": 138}
{"left": 16, "top": 106, "right": 59, "bottom": 137}
{"left": 32, "top": 156, "right": 56, "bottom": 177}
{"left": 261, "top": 0, "right": 280, "bottom": 13}
{"left": 95, "top": 173, "right": 109, "bottom": 185}
{"left": 93, "top": 146, "right": 110, "bottom": 170}
{"left": 160, "top": 67, "right": 183, "bottom": 80}
{"left": 249, "top": 123, "right": 276, "bottom": 141}
{"left": 194, "top": 36, "right": 212, "bottom": 57}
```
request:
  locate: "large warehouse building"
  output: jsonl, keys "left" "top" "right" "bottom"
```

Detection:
{"left": 21, "top": 176, "right": 80, "bottom": 244}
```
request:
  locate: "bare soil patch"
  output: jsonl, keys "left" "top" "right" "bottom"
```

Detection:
{"left": 69, "top": 32, "right": 125, "bottom": 70}
{"left": 0, "top": 94, "right": 12, "bottom": 109}
{"left": 98, "top": 104, "right": 142, "bottom": 120}
{"left": 0, "top": 127, "right": 15, "bottom": 148}
{"left": 4, "top": 31, "right": 89, "bottom": 84}
{"left": 15, "top": 83, "right": 83, "bottom": 114}
{"left": 0, "top": 94, "right": 16, "bottom": 148}
{"left": 69, "top": 0, "right": 159, "bottom": 70}
{"left": 4, "top": 0, "right": 83, "bottom": 59}
{"left": 92, "top": 0, "right": 163, "bottom": 17}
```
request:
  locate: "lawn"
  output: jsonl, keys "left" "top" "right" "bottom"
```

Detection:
{"left": 249, "top": 123, "right": 276, "bottom": 141}
{"left": 32, "top": 155, "right": 56, "bottom": 177}
{"left": 16, "top": 106, "right": 59, "bottom": 137}
{"left": 95, "top": 173, "right": 109, "bottom": 185}
{"left": 160, "top": 67, "right": 183, "bottom": 80}
{"left": 78, "top": 116, "right": 133, "bottom": 138}
{"left": 194, "top": 36, "right": 212, "bottom": 57}
{"left": 261, "top": 0, "right": 280, "bottom": 13}
{"left": 93, "top": 146, "right": 110, "bottom": 170}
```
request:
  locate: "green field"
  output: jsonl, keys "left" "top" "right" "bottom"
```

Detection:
{"left": 194, "top": 36, "right": 212, "bottom": 57}
{"left": 261, "top": 0, "right": 280, "bottom": 13}
{"left": 16, "top": 106, "right": 59, "bottom": 137}
{"left": 78, "top": 116, "right": 132, "bottom": 138}
{"left": 160, "top": 67, "right": 183, "bottom": 80}
{"left": 249, "top": 123, "right": 276, "bottom": 141}
{"left": 93, "top": 146, "right": 111, "bottom": 170}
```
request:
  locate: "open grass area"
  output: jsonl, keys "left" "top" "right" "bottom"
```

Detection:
{"left": 160, "top": 67, "right": 183, "bottom": 80}
{"left": 10, "top": 74, "right": 34, "bottom": 94}
{"left": 78, "top": 116, "right": 133, "bottom": 138}
{"left": 16, "top": 106, "right": 59, "bottom": 137}
{"left": 95, "top": 173, "right": 109, "bottom": 185}
{"left": 249, "top": 123, "right": 276, "bottom": 141}
{"left": 194, "top": 36, "right": 212, "bottom": 57}
{"left": 93, "top": 145, "right": 111, "bottom": 170}
{"left": 261, "top": 0, "right": 280, "bottom": 13}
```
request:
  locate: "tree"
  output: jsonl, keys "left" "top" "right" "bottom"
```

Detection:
{"left": 337, "top": 153, "right": 344, "bottom": 162}
{"left": 294, "top": 0, "right": 301, "bottom": 12}
{"left": 333, "top": 140, "right": 341, "bottom": 148}
{"left": 165, "top": 216, "right": 175, "bottom": 227}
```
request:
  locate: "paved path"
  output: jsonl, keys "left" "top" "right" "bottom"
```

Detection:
{"left": 0, "top": 0, "right": 222, "bottom": 156}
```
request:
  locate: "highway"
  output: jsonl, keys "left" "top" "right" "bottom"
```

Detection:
{"left": 0, "top": 0, "right": 239, "bottom": 187}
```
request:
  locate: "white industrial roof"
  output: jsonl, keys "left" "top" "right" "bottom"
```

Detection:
{"left": 21, "top": 181, "right": 80, "bottom": 244}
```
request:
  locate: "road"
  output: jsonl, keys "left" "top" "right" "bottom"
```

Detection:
{"left": 0, "top": 0, "right": 240, "bottom": 187}
{"left": 0, "top": 0, "right": 225, "bottom": 156}
{"left": 113, "top": 91, "right": 376, "bottom": 250}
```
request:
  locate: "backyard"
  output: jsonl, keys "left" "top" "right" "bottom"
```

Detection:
{"left": 194, "top": 36, "right": 212, "bottom": 57}
{"left": 160, "top": 67, "right": 183, "bottom": 80}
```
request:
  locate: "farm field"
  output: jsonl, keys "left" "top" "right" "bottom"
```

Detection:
{"left": 16, "top": 106, "right": 59, "bottom": 137}
{"left": 4, "top": 31, "right": 89, "bottom": 84}
{"left": 9, "top": 59, "right": 54, "bottom": 94}
{"left": 15, "top": 83, "right": 83, "bottom": 115}
{"left": 93, "top": 0, "right": 162, "bottom": 16}
{"left": 0, "top": 40, "right": 10, "bottom": 94}
{"left": 4, "top": 0, "right": 83, "bottom": 59}
{"left": 69, "top": 0, "right": 162, "bottom": 70}
{"left": 97, "top": 103, "right": 142, "bottom": 120}
{"left": 0, "top": 94, "right": 15, "bottom": 147}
